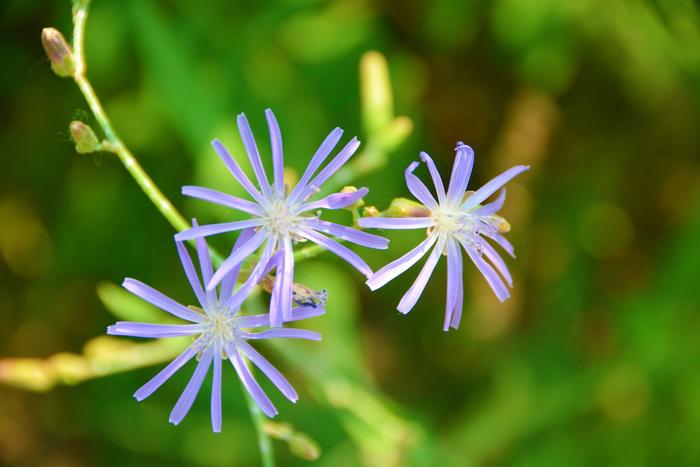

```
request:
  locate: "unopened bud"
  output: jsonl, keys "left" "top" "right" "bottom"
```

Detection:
{"left": 340, "top": 186, "right": 365, "bottom": 209}
{"left": 264, "top": 421, "right": 321, "bottom": 461}
{"left": 41, "top": 28, "right": 75, "bottom": 78}
{"left": 492, "top": 215, "right": 511, "bottom": 233}
{"left": 363, "top": 206, "right": 380, "bottom": 217}
{"left": 70, "top": 121, "right": 100, "bottom": 153}
{"left": 384, "top": 197, "right": 431, "bottom": 218}
{"left": 289, "top": 433, "right": 321, "bottom": 461}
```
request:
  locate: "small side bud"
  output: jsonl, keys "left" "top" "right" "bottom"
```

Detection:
{"left": 461, "top": 190, "right": 476, "bottom": 203}
{"left": 363, "top": 206, "right": 380, "bottom": 217}
{"left": 492, "top": 215, "right": 511, "bottom": 233}
{"left": 41, "top": 28, "right": 75, "bottom": 78}
{"left": 70, "top": 121, "right": 100, "bottom": 153}
{"left": 289, "top": 433, "right": 321, "bottom": 461}
{"left": 340, "top": 186, "right": 365, "bottom": 209}
{"left": 384, "top": 197, "right": 431, "bottom": 218}
{"left": 263, "top": 421, "right": 321, "bottom": 461}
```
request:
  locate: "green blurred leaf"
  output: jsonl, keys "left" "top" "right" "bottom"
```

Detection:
{"left": 97, "top": 281, "right": 170, "bottom": 323}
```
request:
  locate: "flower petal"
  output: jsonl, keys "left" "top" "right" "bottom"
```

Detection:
{"left": 446, "top": 143, "right": 474, "bottom": 206}
{"left": 288, "top": 128, "right": 343, "bottom": 203}
{"left": 462, "top": 165, "right": 529, "bottom": 211}
{"left": 269, "top": 237, "right": 294, "bottom": 327}
{"left": 191, "top": 219, "right": 217, "bottom": 305}
{"left": 107, "top": 322, "right": 202, "bottom": 338}
{"left": 237, "top": 305, "right": 325, "bottom": 329}
{"left": 265, "top": 109, "right": 285, "bottom": 195}
{"left": 279, "top": 238, "right": 295, "bottom": 322}
{"left": 219, "top": 228, "right": 257, "bottom": 301}
{"left": 405, "top": 161, "right": 438, "bottom": 209}
{"left": 182, "top": 186, "right": 265, "bottom": 216}
{"left": 134, "top": 344, "right": 198, "bottom": 401}
{"left": 366, "top": 234, "right": 438, "bottom": 290}
{"left": 237, "top": 113, "right": 273, "bottom": 198}
{"left": 207, "top": 229, "right": 268, "bottom": 292}
{"left": 122, "top": 278, "right": 203, "bottom": 323}
{"left": 296, "top": 227, "right": 373, "bottom": 277}
{"left": 298, "top": 187, "right": 368, "bottom": 212}
{"left": 477, "top": 237, "right": 513, "bottom": 287}
{"left": 211, "top": 348, "right": 222, "bottom": 433}
{"left": 243, "top": 329, "right": 321, "bottom": 341}
{"left": 305, "top": 218, "right": 388, "bottom": 249}
{"left": 228, "top": 347, "right": 277, "bottom": 417}
{"left": 420, "top": 151, "right": 446, "bottom": 204}
{"left": 175, "top": 239, "right": 206, "bottom": 307}
{"left": 238, "top": 341, "right": 298, "bottom": 402}
{"left": 297, "top": 138, "right": 361, "bottom": 202}
{"left": 174, "top": 219, "right": 265, "bottom": 242}
{"left": 481, "top": 230, "right": 515, "bottom": 258}
{"left": 396, "top": 239, "right": 444, "bottom": 314}
{"left": 445, "top": 239, "right": 464, "bottom": 331}
{"left": 358, "top": 216, "right": 436, "bottom": 230}
{"left": 211, "top": 139, "right": 265, "bottom": 205}
{"left": 224, "top": 238, "right": 276, "bottom": 311}
{"left": 472, "top": 188, "right": 506, "bottom": 216}
{"left": 169, "top": 348, "right": 214, "bottom": 426}
{"left": 464, "top": 244, "right": 511, "bottom": 302}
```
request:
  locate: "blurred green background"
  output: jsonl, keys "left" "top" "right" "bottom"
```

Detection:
{"left": 2, "top": 0, "right": 700, "bottom": 465}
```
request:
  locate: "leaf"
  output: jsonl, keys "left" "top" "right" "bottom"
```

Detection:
{"left": 96, "top": 280, "right": 170, "bottom": 323}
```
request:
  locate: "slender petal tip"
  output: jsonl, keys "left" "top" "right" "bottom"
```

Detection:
{"left": 455, "top": 141, "right": 473, "bottom": 154}
{"left": 173, "top": 231, "right": 189, "bottom": 242}
{"left": 211, "top": 138, "right": 225, "bottom": 152}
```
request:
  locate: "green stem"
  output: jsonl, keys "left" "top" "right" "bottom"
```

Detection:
{"left": 243, "top": 385, "right": 276, "bottom": 467}
{"left": 72, "top": 2, "right": 189, "bottom": 235}
{"left": 68, "top": 2, "right": 272, "bottom": 464}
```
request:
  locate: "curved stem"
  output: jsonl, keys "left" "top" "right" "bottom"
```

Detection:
{"left": 68, "top": 2, "right": 272, "bottom": 463}
{"left": 72, "top": 2, "right": 189, "bottom": 235}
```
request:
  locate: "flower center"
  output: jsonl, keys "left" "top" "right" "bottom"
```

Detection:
{"left": 431, "top": 208, "right": 468, "bottom": 236}
{"left": 199, "top": 308, "right": 239, "bottom": 351}
{"left": 430, "top": 207, "right": 511, "bottom": 241}
{"left": 264, "top": 199, "right": 301, "bottom": 237}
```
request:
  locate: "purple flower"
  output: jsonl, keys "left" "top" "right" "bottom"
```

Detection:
{"left": 175, "top": 109, "right": 388, "bottom": 327}
{"left": 107, "top": 225, "right": 324, "bottom": 431}
{"left": 359, "top": 143, "right": 529, "bottom": 331}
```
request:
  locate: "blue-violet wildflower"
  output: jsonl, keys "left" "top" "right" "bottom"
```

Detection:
{"left": 175, "top": 109, "right": 388, "bottom": 327}
{"left": 359, "top": 143, "right": 529, "bottom": 331}
{"left": 107, "top": 225, "right": 324, "bottom": 431}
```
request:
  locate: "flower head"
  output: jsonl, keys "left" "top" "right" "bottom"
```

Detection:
{"left": 107, "top": 224, "right": 324, "bottom": 431}
{"left": 359, "top": 142, "right": 529, "bottom": 331}
{"left": 175, "top": 109, "right": 388, "bottom": 327}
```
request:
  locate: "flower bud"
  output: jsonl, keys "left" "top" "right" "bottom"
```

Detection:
{"left": 70, "top": 121, "right": 100, "bottom": 153}
{"left": 263, "top": 421, "right": 321, "bottom": 461}
{"left": 362, "top": 206, "right": 380, "bottom": 217}
{"left": 41, "top": 28, "right": 75, "bottom": 78}
{"left": 492, "top": 215, "right": 511, "bottom": 233}
{"left": 384, "top": 197, "right": 431, "bottom": 218}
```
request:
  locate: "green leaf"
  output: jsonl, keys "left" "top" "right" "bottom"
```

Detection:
{"left": 96, "top": 281, "right": 169, "bottom": 323}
